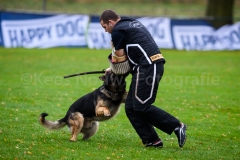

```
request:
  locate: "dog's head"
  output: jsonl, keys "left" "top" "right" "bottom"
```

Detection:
{"left": 99, "top": 72, "right": 127, "bottom": 93}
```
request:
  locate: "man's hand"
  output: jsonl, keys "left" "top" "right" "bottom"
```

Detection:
{"left": 115, "top": 48, "right": 125, "bottom": 57}
{"left": 105, "top": 68, "right": 111, "bottom": 75}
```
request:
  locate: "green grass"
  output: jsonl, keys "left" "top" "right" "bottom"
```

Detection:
{"left": 0, "top": 48, "right": 240, "bottom": 159}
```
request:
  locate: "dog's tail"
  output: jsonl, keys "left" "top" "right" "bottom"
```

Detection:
{"left": 39, "top": 113, "right": 67, "bottom": 130}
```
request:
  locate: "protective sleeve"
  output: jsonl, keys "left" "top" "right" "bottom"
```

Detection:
{"left": 108, "top": 54, "right": 130, "bottom": 75}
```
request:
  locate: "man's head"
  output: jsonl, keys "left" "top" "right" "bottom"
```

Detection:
{"left": 99, "top": 10, "right": 120, "bottom": 33}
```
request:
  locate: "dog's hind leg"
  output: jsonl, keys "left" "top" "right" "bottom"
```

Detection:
{"left": 81, "top": 121, "right": 99, "bottom": 140}
{"left": 68, "top": 112, "right": 84, "bottom": 142}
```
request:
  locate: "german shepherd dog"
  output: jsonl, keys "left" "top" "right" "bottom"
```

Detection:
{"left": 39, "top": 72, "right": 127, "bottom": 141}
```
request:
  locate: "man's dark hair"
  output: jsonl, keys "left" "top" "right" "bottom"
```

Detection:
{"left": 99, "top": 10, "right": 120, "bottom": 24}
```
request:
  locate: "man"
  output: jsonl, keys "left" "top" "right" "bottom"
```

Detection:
{"left": 99, "top": 10, "right": 187, "bottom": 148}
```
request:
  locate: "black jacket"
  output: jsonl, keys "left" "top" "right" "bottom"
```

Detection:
{"left": 112, "top": 17, "right": 165, "bottom": 67}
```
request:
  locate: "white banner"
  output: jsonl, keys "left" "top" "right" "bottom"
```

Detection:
{"left": 87, "top": 17, "right": 173, "bottom": 49}
{"left": 1, "top": 14, "right": 89, "bottom": 48}
{"left": 87, "top": 22, "right": 111, "bottom": 49}
{"left": 173, "top": 22, "right": 240, "bottom": 50}
{"left": 213, "top": 22, "right": 240, "bottom": 50}
{"left": 1, "top": 11, "right": 239, "bottom": 50}
{"left": 173, "top": 25, "right": 215, "bottom": 50}
{"left": 137, "top": 17, "right": 173, "bottom": 48}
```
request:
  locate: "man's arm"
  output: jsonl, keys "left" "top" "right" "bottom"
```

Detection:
{"left": 111, "top": 31, "right": 127, "bottom": 58}
{"left": 115, "top": 49, "right": 126, "bottom": 57}
{"left": 112, "top": 48, "right": 127, "bottom": 63}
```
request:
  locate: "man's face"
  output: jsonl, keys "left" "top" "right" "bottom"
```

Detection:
{"left": 100, "top": 20, "right": 114, "bottom": 34}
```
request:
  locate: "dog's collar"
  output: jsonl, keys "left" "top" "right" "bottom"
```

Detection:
{"left": 100, "top": 86, "right": 122, "bottom": 101}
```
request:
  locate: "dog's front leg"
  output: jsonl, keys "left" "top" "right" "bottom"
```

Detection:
{"left": 96, "top": 107, "right": 111, "bottom": 117}
{"left": 96, "top": 100, "right": 111, "bottom": 117}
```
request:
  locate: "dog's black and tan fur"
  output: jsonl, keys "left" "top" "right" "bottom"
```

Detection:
{"left": 39, "top": 72, "right": 127, "bottom": 141}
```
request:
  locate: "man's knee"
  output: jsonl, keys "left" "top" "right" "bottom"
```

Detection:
{"left": 130, "top": 103, "right": 151, "bottom": 114}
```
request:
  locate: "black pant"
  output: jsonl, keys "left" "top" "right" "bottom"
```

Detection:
{"left": 125, "top": 62, "right": 180, "bottom": 144}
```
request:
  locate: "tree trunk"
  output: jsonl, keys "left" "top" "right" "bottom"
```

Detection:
{"left": 206, "top": 0, "right": 234, "bottom": 29}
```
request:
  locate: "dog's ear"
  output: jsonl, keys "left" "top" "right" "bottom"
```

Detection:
{"left": 99, "top": 75, "right": 106, "bottom": 81}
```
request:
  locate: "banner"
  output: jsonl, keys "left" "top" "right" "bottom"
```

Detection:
{"left": 87, "top": 16, "right": 173, "bottom": 49}
{"left": 173, "top": 25, "right": 215, "bottom": 50}
{"left": 1, "top": 14, "right": 89, "bottom": 48}
{"left": 213, "top": 22, "right": 240, "bottom": 50}
{"left": 0, "top": 12, "right": 3, "bottom": 46}
{"left": 0, "top": 11, "right": 239, "bottom": 50}
{"left": 172, "top": 19, "right": 240, "bottom": 50}
{"left": 137, "top": 17, "right": 173, "bottom": 48}
{"left": 87, "top": 16, "right": 111, "bottom": 49}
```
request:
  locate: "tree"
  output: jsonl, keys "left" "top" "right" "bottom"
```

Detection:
{"left": 206, "top": 0, "right": 235, "bottom": 29}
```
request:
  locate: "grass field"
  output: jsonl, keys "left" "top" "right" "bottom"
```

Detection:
{"left": 0, "top": 48, "right": 240, "bottom": 159}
